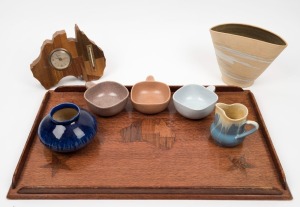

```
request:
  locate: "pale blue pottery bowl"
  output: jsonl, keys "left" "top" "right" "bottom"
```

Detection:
{"left": 173, "top": 84, "right": 218, "bottom": 119}
{"left": 38, "top": 102, "right": 97, "bottom": 153}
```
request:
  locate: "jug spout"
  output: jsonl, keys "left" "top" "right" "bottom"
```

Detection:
{"left": 215, "top": 103, "right": 248, "bottom": 123}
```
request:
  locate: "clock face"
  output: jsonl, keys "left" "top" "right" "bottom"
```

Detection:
{"left": 49, "top": 48, "right": 71, "bottom": 70}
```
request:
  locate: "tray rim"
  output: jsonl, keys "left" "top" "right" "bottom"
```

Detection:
{"left": 7, "top": 85, "right": 292, "bottom": 200}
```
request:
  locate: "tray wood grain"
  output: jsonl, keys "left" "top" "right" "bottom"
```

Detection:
{"left": 7, "top": 86, "right": 292, "bottom": 199}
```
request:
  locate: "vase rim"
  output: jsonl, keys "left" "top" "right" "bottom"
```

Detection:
{"left": 210, "top": 23, "right": 287, "bottom": 46}
{"left": 50, "top": 102, "right": 80, "bottom": 125}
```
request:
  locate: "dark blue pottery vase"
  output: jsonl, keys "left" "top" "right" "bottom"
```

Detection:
{"left": 38, "top": 102, "right": 97, "bottom": 153}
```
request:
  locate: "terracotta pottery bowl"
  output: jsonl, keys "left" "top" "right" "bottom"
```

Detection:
{"left": 173, "top": 84, "right": 218, "bottom": 119}
{"left": 131, "top": 76, "right": 171, "bottom": 114}
{"left": 84, "top": 81, "right": 129, "bottom": 116}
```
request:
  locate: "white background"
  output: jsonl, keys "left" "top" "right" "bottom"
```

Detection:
{"left": 1, "top": 0, "right": 299, "bottom": 206}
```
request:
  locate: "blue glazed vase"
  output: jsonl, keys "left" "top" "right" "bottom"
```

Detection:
{"left": 38, "top": 102, "right": 97, "bottom": 152}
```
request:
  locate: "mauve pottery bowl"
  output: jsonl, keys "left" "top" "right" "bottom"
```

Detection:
{"left": 84, "top": 81, "right": 129, "bottom": 116}
{"left": 173, "top": 84, "right": 218, "bottom": 119}
{"left": 131, "top": 76, "right": 171, "bottom": 114}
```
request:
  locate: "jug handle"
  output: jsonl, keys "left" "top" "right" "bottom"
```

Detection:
{"left": 235, "top": 120, "right": 259, "bottom": 140}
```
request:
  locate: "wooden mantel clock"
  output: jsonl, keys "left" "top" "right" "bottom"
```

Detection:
{"left": 31, "top": 25, "right": 106, "bottom": 89}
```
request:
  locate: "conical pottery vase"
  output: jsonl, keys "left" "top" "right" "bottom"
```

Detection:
{"left": 210, "top": 23, "right": 287, "bottom": 87}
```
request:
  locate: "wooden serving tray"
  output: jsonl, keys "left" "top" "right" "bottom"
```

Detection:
{"left": 7, "top": 86, "right": 292, "bottom": 200}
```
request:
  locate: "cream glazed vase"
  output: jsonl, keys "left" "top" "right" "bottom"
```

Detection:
{"left": 210, "top": 23, "right": 287, "bottom": 87}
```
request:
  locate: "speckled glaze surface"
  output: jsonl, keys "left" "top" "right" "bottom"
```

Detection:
{"left": 84, "top": 81, "right": 129, "bottom": 116}
{"left": 38, "top": 102, "right": 97, "bottom": 152}
{"left": 131, "top": 76, "right": 171, "bottom": 114}
{"left": 173, "top": 85, "right": 218, "bottom": 119}
{"left": 210, "top": 103, "right": 259, "bottom": 147}
{"left": 210, "top": 23, "right": 287, "bottom": 87}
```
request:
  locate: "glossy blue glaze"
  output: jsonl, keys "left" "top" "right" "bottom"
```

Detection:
{"left": 210, "top": 114, "right": 246, "bottom": 147}
{"left": 38, "top": 102, "right": 97, "bottom": 152}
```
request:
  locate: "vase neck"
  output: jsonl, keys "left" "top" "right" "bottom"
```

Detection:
{"left": 50, "top": 102, "right": 80, "bottom": 125}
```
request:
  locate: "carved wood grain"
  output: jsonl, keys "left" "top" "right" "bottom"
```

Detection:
{"left": 7, "top": 86, "right": 292, "bottom": 200}
{"left": 30, "top": 25, "right": 105, "bottom": 89}
{"left": 75, "top": 24, "right": 106, "bottom": 80}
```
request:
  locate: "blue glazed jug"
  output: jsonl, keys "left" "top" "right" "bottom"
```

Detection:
{"left": 210, "top": 103, "right": 259, "bottom": 147}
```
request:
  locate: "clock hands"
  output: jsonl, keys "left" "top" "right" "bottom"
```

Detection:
{"left": 55, "top": 54, "right": 62, "bottom": 60}
{"left": 49, "top": 48, "right": 71, "bottom": 70}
